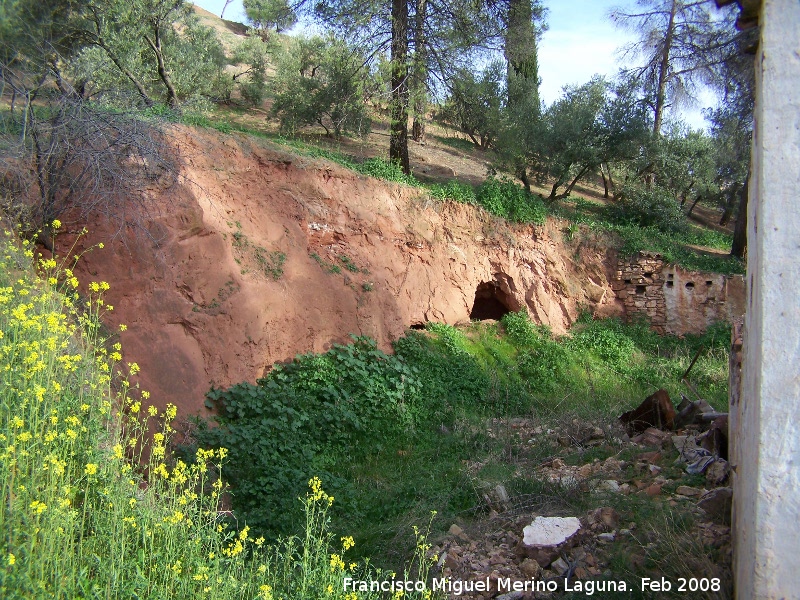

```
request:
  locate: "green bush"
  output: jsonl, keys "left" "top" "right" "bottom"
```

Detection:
{"left": 501, "top": 312, "right": 569, "bottom": 393}
{"left": 428, "top": 180, "right": 477, "bottom": 204}
{"left": 393, "top": 330, "right": 490, "bottom": 414}
{"left": 193, "top": 337, "right": 421, "bottom": 535}
{"left": 476, "top": 177, "right": 547, "bottom": 224}
{"left": 517, "top": 342, "right": 570, "bottom": 394}
{"left": 568, "top": 318, "right": 637, "bottom": 366}
{"left": 358, "top": 158, "right": 420, "bottom": 185}
{"left": 607, "top": 182, "right": 688, "bottom": 233}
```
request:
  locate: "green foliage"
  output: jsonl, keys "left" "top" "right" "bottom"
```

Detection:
{"left": 68, "top": 0, "right": 227, "bottom": 107}
{"left": 230, "top": 34, "right": 275, "bottom": 106}
{"left": 392, "top": 330, "right": 490, "bottom": 414}
{"left": 338, "top": 255, "right": 360, "bottom": 272}
{"left": 476, "top": 177, "right": 547, "bottom": 224}
{"left": 271, "top": 36, "right": 373, "bottom": 138}
{"left": 194, "top": 337, "right": 421, "bottom": 535}
{"left": 243, "top": 0, "right": 297, "bottom": 34}
{"left": 608, "top": 181, "right": 689, "bottom": 233}
{"left": 567, "top": 317, "right": 637, "bottom": 366}
{"left": 310, "top": 252, "right": 343, "bottom": 274}
{"left": 180, "top": 111, "right": 233, "bottom": 133}
{"left": 428, "top": 180, "right": 477, "bottom": 204}
{"left": 439, "top": 62, "right": 505, "bottom": 149}
{"left": 502, "top": 311, "right": 570, "bottom": 393}
{"left": 357, "top": 158, "right": 416, "bottom": 185}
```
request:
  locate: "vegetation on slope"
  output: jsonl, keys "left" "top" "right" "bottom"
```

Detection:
{"left": 192, "top": 306, "right": 730, "bottom": 567}
{"left": 0, "top": 224, "right": 437, "bottom": 599}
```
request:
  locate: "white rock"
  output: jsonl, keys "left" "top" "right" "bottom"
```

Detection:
{"left": 522, "top": 516, "right": 582, "bottom": 547}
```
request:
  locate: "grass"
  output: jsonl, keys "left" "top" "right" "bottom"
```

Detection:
{"left": 0, "top": 223, "right": 440, "bottom": 599}
{"left": 186, "top": 306, "right": 730, "bottom": 587}
{"left": 554, "top": 199, "right": 743, "bottom": 275}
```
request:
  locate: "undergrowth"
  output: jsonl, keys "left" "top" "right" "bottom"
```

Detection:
{"left": 0, "top": 222, "right": 438, "bottom": 599}
{"left": 555, "top": 199, "right": 743, "bottom": 274}
{"left": 193, "top": 308, "right": 730, "bottom": 565}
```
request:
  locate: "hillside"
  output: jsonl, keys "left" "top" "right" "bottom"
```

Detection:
{"left": 63, "top": 126, "right": 620, "bottom": 416}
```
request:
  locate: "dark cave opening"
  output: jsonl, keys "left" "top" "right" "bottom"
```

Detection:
{"left": 470, "top": 282, "right": 513, "bottom": 321}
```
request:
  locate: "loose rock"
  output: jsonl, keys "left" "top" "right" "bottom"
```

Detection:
{"left": 698, "top": 487, "right": 733, "bottom": 524}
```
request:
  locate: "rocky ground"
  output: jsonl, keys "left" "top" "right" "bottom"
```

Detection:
{"left": 428, "top": 416, "right": 732, "bottom": 599}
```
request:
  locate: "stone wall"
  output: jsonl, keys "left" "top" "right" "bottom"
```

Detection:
{"left": 613, "top": 252, "right": 668, "bottom": 333}
{"left": 613, "top": 252, "right": 745, "bottom": 336}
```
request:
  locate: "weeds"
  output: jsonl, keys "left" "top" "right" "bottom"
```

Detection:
{"left": 310, "top": 252, "right": 342, "bottom": 274}
{"left": 339, "top": 255, "right": 360, "bottom": 273}
{"left": 0, "top": 222, "right": 439, "bottom": 599}
{"left": 230, "top": 224, "right": 285, "bottom": 280}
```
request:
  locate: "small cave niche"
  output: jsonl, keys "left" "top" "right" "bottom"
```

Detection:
{"left": 666, "top": 281, "right": 674, "bottom": 288}
{"left": 410, "top": 323, "right": 426, "bottom": 330}
{"left": 470, "top": 281, "right": 513, "bottom": 321}
{"left": 706, "top": 280, "right": 713, "bottom": 286}
{"left": 685, "top": 281, "right": 695, "bottom": 290}
{"left": 635, "top": 285, "right": 647, "bottom": 295}
{"left": 624, "top": 279, "right": 632, "bottom": 285}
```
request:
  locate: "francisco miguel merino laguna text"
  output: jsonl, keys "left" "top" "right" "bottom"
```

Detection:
{"left": 343, "top": 576, "right": 630, "bottom": 595}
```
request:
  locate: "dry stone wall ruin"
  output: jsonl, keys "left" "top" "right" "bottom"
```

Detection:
{"left": 613, "top": 252, "right": 745, "bottom": 336}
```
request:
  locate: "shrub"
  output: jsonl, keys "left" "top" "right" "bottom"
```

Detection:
{"left": 517, "top": 341, "right": 570, "bottom": 394}
{"left": 567, "top": 318, "right": 637, "bottom": 366}
{"left": 607, "top": 181, "right": 688, "bottom": 233}
{"left": 476, "top": 177, "right": 547, "bottom": 224}
{"left": 193, "top": 337, "right": 421, "bottom": 535}
{"left": 393, "top": 330, "right": 490, "bottom": 415}
{"left": 501, "top": 312, "right": 569, "bottom": 393}
{"left": 428, "top": 180, "right": 478, "bottom": 204}
{"left": 358, "top": 158, "right": 419, "bottom": 185}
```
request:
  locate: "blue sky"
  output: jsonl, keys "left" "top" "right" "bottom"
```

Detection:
{"left": 191, "top": 0, "right": 712, "bottom": 127}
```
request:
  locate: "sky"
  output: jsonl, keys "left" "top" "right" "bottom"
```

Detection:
{"left": 191, "top": 0, "right": 713, "bottom": 128}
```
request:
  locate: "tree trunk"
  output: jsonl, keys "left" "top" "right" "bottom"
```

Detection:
{"left": 730, "top": 174, "right": 748, "bottom": 259}
{"left": 652, "top": 0, "right": 678, "bottom": 137}
{"left": 389, "top": 0, "right": 410, "bottom": 174}
{"left": 687, "top": 194, "right": 702, "bottom": 216}
{"left": 552, "top": 165, "right": 591, "bottom": 201}
{"left": 519, "top": 168, "right": 531, "bottom": 194}
{"left": 606, "top": 164, "right": 617, "bottom": 198}
{"left": 601, "top": 164, "right": 609, "bottom": 198}
{"left": 145, "top": 25, "right": 179, "bottom": 109}
{"left": 719, "top": 183, "right": 740, "bottom": 226}
{"left": 96, "top": 39, "right": 155, "bottom": 107}
{"left": 410, "top": 0, "right": 426, "bottom": 143}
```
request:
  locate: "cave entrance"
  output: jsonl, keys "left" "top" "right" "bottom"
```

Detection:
{"left": 470, "top": 281, "right": 513, "bottom": 321}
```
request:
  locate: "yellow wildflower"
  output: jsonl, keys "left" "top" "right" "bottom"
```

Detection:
{"left": 259, "top": 584, "right": 273, "bottom": 600}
